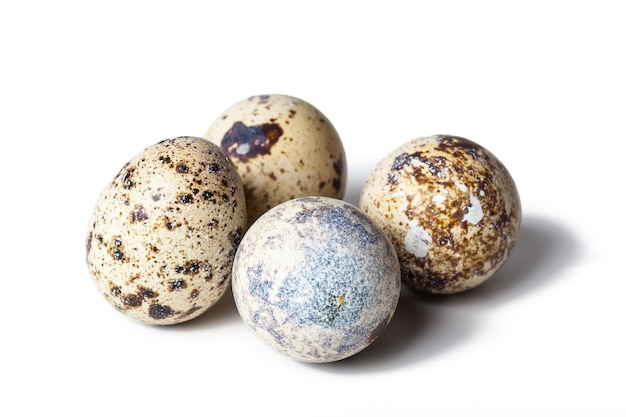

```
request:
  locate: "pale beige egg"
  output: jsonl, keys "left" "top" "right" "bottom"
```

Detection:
{"left": 85, "top": 136, "right": 247, "bottom": 324}
{"left": 204, "top": 94, "right": 346, "bottom": 223}
{"left": 360, "top": 135, "right": 521, "bottom": 294}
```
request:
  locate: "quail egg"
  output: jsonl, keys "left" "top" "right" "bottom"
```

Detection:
{"left": 204, "top": 94, "right": 347, "bottom": 223}
{"left": 85, "top": 136, "right": 247, "bottom": 324}
{"left": 231, "top": 196, "right": 401, "bottom": 363}
{"left": 360, "top": 135, "right": 521, "bottom": 294}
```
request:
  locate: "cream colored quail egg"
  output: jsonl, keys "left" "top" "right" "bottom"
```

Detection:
{"left": 204, "top": 94, "right": 347, "bottom": 223}
{"left": 360, "top": 134, "right": 521, "bottom": 295}
{"left": 231, "top": 196, "right": 401, "bottom": 363}
{"left": 85, "top": 136, "right": 247, "bottom": 324}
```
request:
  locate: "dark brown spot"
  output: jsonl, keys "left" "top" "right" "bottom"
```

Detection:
{"left": 109, "top": 237, "right": 126, "bottom": 261}
{"left": 387, "top": 173, "right": 398, "bottom": 188}
{"left": 391, "top": 150, "right": 448, "bottom": 179}
{"left": 149, "top": 304, "right": 174, "bottom": 319}
{"left": 86, "top": 231, "right": 92, "bottom": 255}
{"left": 451, "top": 207, "right": 465, "bottom": 222}
{"left": 332, "top": 177, "right": 342, "bottom": 193}
{"left": 164, "top": 215, "right": 181, "bottom": 230}
{"left": 202, "top": 190, "right": 216, "bottom": 203}
{"left": 208, "top": 163, "right": 221, "bottom": 172}
{"left": 175, "top": 261, "right": 202, "bottom": 275}
{"left": 221, "top": 121, "right": 283, "bottom": 162}
{"left": 333, "top": 157, "right": 344, "bottom": 177}
{"left": 391, "top": 153, "right": 412, "bottom": 171}
{"left": 182, "top": 306, "right": 201, "bottom": 317}
{"left": 435, "top": 135, "right": 481, "bottom": 160}
{"left": 139, "top": 287, "right": 157, "bottom": 298}
{"left": 130, "top": 205, "right": 148, "bottom": 222}
{"left": 168, "top": 279, "right": 187, "bottom": 291}
{"left": 123, "top": 294, "right": 142, "bottom": 308}
{"left": 227, "top": 227, "right": 244, "bottom": 257}
{"left": 122, "top": 168, "right": 136, "bottom": 189}
{"left": 179, "top": 194, "right": 194, "bottom": 204}
{"left": 176, "top": 164, "right": 188, "bottom": 173}
{"left": 231, "top": 228, "right": 243, "bottom": 246}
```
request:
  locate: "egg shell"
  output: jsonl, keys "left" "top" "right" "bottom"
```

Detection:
{"left": 231, "top": 196, "right": 401, "bottom": 363}
{"left": 360, "top": 134, "right": 521, "bottom": 295}
{"left": 85, "top": 136, "right": 247, "bottom": 325}
{"left": 204, "top": 94, "right": 347, "bottom": 223}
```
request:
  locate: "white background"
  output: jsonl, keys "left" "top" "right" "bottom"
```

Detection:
{"left": 2, "top": 1, "right": 624, "bottom": 415}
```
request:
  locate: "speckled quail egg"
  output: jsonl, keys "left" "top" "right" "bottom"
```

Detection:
{"left": 85, "top": 136, "right": 247, "bottom": 325}
{"left": 231, "top": 196, "right": 401, "bottom": 363}
{"left": 360, "top": 134, "right": 521, "bottom": 295}
{"left": 204, "top": 94, "right": 347, "bottom": 223}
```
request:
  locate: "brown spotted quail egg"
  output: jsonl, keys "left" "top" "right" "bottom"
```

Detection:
{"left": 203, "top": 94, "right": 347, "bottom": 223}
{"left": 85, "top": 136, "right": 247, "bottom": 325}
{"left": 360, "top": 135, "right": 521, "bottom": 295}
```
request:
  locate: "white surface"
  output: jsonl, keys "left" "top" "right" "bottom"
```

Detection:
{"left": 2, "top": 1, "right": 624, "bottom": 415}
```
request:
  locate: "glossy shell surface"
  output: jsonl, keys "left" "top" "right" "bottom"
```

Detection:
{"left": 204, "top": 94, "right": 346, "bottom": 223}
{"left": 360, "top": 135, "right": 521, "bottom": 294}
{"left": 85, "top": 136, "right": 247, "bottom": 324}
{"left": 231, "top": 196, "right": 401, "bottom": 363}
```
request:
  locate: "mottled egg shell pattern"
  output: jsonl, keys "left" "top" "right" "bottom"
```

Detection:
{"left": 204, "top": 94, "right": 347, "bottom": 223}
{"left": 232, "top": 196, "right": 401, "bottom": 363}
{"left": 360, "top": 135, "right": 521, "bottom": 294}
{"left": 85, "top": 136, "right": 247, "bottom": 325}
